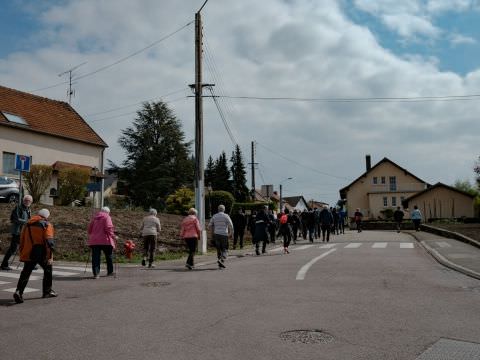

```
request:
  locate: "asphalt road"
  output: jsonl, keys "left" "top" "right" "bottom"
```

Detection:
{"left": 1, "top": 230, "right": 479, "bottom": 360}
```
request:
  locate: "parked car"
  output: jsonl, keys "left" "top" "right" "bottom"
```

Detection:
{"left": 0, "top": 176, "right": 19, "bottom": 203}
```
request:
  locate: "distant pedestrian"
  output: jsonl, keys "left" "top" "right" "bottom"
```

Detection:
{"left": 140, "top": 208, "right": 161, "bottom": 268}
{"left": 411, "top": 205, "right": 422, "bottom": 231}
{"left": 87, "top": 206, "right": 116, "bottom": 278}
{"left": 278, "top": 209, "right": 292, "bottom": 254}
{"left": 393, "top": 207, "right": 404, "bottom": 233}
{"left": 332, "top": 208, "right": 340, "bottom": 235}
{"left": 291, "top": 210, "right": 301, "bottom": 244}
{"left": 180, "top": 208, "right": 201, "bottom": 270}
{"left": 1, "top": 195, "right": 32, "bottom": 271}
{"left": 319, "top": 205, "right": 334, "bottom": 242}
{"left": 231, "top": 208, "right": 247, "bottom": 249}
{"left": 267, "top": 210, "right": 277, "bottom": 244}
{"left": 253, "top": 206, "right": 270, "bottom": 255}
{"left": 306, "top": 209, "right": 316, "bottom": 242}
{"left": 13, "top": 209, "right": 56, "bottom": 303}
{"left": 338, "top": 208, "right": 346, "bottom": 234}
{"left": 208, "top": 205, "right": 233, "bottom": 268}
{"left": 354, "top": 208, "right": 363, "bottom": 233}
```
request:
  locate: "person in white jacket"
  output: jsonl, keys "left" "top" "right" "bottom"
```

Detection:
{"left": 140, "top": 208, "right": 161, "bottom": 268}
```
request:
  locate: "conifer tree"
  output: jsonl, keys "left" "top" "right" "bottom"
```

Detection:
{"left": 230, "top": 144, "right": 249, "bottom": 202}
{"left": 212, "top": 151, "right": 232, "bottom": 193}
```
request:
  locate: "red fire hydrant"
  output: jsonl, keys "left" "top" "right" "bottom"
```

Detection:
{"left": 124, "top": 240, "right": 136, "bottom": 260}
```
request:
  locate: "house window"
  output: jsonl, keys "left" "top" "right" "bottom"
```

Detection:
{"left": 373, "top": 177, "right": 378, "bottom": 184}
{"left": 383, "top": 197, "right": 388, "bottom": 207}
{"left": 381, "top": 176, "right": 386, "bottom": 184}
{"left": 392, "top": 197, "right": 397, "bottom": 207}
{"left": 2, "top": 152, "right": 16, "bottom": 175}
{"left": 1, "top": 111, "right": 28, "bottom": 125}
{"left": 389, "top": 176, "right": 396, "bottom": 191}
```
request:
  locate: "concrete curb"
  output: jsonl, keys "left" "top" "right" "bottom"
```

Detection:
{"left": 420, "top": 224, "right": 480, "bottom": 249}
{"left": 408, "top": 231, "right": 480, "bottom": 281}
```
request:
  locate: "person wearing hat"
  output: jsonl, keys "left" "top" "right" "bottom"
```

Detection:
{"left": 1, "top": 195, "right": 32, "bottom": 271}
{"left": 13, "top": 208, "right": 56, "bottom": 304}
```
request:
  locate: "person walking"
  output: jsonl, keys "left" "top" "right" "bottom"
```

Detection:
{"left": 291, "top": 210, "right": 300, "bottom": 244}
{"left": 13, "top": 208, "right": 56, "bottom": 303}
{"left": 267, "top": 209, "right": 277, "bottom": 245}
{"left": 393, "top": 206, "right": 404, "bottom": 233}
{"left": 231, "top": 208, "right": 247, "bottom": 249}
{"left": 208, "top": 205, "right": 233, "bottom": 268}
{"left": 338, "top": 208, "right": 346, "bottom": 234}
{"left": 332, "top": 208, "right": 340, "bottom": 235}
{"left": 411, "top": 205, "right": 422, "bottom": 231}
{"left": 253, "top": 205, "right": 270, "bottom": 255}
{"left": 180, "top": 208, "right": 201, "bottom": 270}
{"left": 354, "top": 208, "right": 364, "bottom": 233}
{"left": 87, "top": 206, "right": 116, "bottom": 278}
{"left": 1, "top": 195, "right": 32, "bottom": 270}
{"left": 319, "top": 205, "right": 334, "bottom": 242}
{"left": 278, "top": 209, "right": 292, "bottom": 253}
{"left": 140, "top": 208, "right": 161, "bottom": 268}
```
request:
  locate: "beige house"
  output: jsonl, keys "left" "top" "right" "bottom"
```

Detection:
{"left": 339, "top": 156, "right": 429, "bottom": 219}
{"left": 402, "top": 183, "right": 475, "bottom": 220}
{"left": 0, "top": 85, "right": 108, "bottom": 205}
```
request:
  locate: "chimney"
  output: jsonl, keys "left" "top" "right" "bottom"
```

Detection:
{"left": 366, "top": 154, "right": 371, "bottom": 171}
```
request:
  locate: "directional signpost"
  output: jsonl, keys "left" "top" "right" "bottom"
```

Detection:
{"left": 14, "top": 154, "right": 31, "bottom": 200}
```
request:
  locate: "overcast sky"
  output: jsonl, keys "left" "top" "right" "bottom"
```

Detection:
{"left": 1, "top": 0, "right": 480, "bottom": 205}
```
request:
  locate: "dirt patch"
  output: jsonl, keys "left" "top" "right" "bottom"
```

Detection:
{"left": 0, "top": 204, "right": 186, "bottom": 260}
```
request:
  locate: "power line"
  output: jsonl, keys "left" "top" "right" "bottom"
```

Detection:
{"left": 30, "top": 21, "right": 193, "bottom": 93}
{"left": 213, "top": 94, "right": 480, "bottom": 103}
{"left": 256, "top": 142, "right": 351, "bottom": 181}
{"left": 206, "top": 86, "right": 238, "bottom": 145}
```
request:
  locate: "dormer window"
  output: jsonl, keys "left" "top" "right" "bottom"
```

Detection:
{"left": 1, "top": 111, "right": 28, "bottom": 125}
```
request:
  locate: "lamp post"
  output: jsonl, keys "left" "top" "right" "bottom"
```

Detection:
{"left": 279, "top": 177, "right": 293, "bottom": 213}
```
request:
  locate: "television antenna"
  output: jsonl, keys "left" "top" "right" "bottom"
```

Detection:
{"left": 58, "top": 61, "right": 87, "bottom": 104}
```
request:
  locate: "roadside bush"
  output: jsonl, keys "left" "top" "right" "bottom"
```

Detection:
{"left": 165, "top": 187, "right": 194, "bottom": 215}
{"left": 23, "top": 164, "right": 52, "bottom": 203}
{"left": 206, "top": 190, "right": 234, "bottom": 216}
{"left": 57, "top": 168, "right": 90, "bottom": 206}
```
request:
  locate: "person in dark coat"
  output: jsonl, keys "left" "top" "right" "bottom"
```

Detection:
{"left": 1, "top": 195, "right": 32, "bottom": 271}
{"left": 253, "top": 206, "right": 270, "bottom": 255}
{"left": 332, "top": 208, "right": 340, "bottom": 235}
{"left": 354, "top": 208, "right": 364, "bottom": 233}
{"left": 393, "top": 207, "right": 404, "bottom": 233}
{"left": 300, "top": 210, "right": 309, "bottom": 240}
{"left": 319, "top": 205, "right": 334, "bottom": 242}
{"left": 278, "top": 209, "right": 292, "bottom": 254}
{"left": 306, "top": 209, "right": 316, "bottom": 242}
{"left": 338, "top": 208, "right": 346, "bottom": 234}
{"left": 291, "top": 210, "right": 301, "bottom": 244}
{"left": 231, "top": 208, "right": 247, "bottom": 249}
{"left": 267, "top": 210, "right": 277, "bottom": 244}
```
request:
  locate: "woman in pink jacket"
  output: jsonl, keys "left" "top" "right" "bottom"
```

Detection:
{"left": 180, "top": 208, "right": 201, "bottom": 270}
{"left": 87, "top": 207, "right": 116, "bottom": 278}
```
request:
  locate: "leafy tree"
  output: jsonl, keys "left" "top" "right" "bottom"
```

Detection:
{"left": 453, "top": 179, "right": 478, "bottom": 196}
{"left": 211, "top": 151, "right": 232, "bottom": 193}
{"left": 206, "top": 190, "right": 235, "bottom": 216}
{"left": 230, "top": 144, "right": 249, "bottom": 202}
{"left": 23, "top": 164, "right": 52, "bottom": 203}
{"left": 57, "top": 168, "right": 90, "bottom": 205}
{"left": 474, "top": 156, "right": 480, "bottom": 190}
{"left": 118, "top": 101, "right": 194, "bottom": 209}
{"left": 204, "top": 156, "right": 215, "bottom": 188}
{"left": 165, "top": 187, "right": 194, "bottom": 215}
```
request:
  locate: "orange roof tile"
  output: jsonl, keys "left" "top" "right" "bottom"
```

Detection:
{"left": 0, "top": 85, "right": 107, "bottom": 147}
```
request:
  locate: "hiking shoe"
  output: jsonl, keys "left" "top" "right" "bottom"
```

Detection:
{"left": 107, "top": 272, "right": 115, "bottom": 277}
{"left": 43, "top": 290, "right": 57, "bottom": 298}
{"left": 217, "top": 260, "right": 226, "bottom": 268}
{"left": 1, "top": 265, "right": 12, "bottom": 271}
{"left": 141, "top": 259, "right": 146, "bottom": 266}
{"left": 13, "top": 291, "right": 23, "bottom": 304}
{"left": 255, "top": 249, "right": 260, "bottom": 256}
{"left": 186, "top": 264, "right": 193, "bottom": 270}
{"left": 93, "top": 274, "right": 100, "bottom": 279}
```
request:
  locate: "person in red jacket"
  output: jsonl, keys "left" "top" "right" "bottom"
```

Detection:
{"left": 14, "top": 208, "right": 56, "bottom": 304}
{"left": 180, "top": 208, "right": 201, "bottom": 270}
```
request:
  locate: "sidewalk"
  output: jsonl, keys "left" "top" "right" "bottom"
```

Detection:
{"left": 407, "top": 230, "right": 480, "bottom": 280}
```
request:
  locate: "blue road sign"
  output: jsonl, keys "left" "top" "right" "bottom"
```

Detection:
{"left": 15, "top": 154, "right": 31, "bottom": 172}
{"left": 86, "top": 182, "right": 102, "bottom": 192}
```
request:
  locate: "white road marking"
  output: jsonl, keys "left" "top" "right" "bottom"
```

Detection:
{"left": 294, "top": 244, "right": 316, "bottom": 251}
{"left": 270, "top": 246, "right": 284, "bottom": 252}
{"left": 296, "top": 249, "right": 337, "bottom": 280}
{"left": 344, "top": 243, "right": 362, "bottom": 248}
{"left": 400, "top": 243, "right": 414, "bottom": 249}
{"left": 318, "top": 243, "right": 337, "bottom": 249}
{"left": 372, "top": 242, "right": 387, "bottom": 248}
{"left": 0, "top": 280, "right": 11, "bottom": 285}
{"left": 3, "top": 287, "right": 38, "bottom": 293}
{"left": 33, "top": 269, "right": 79, "bottom": 277}
{"left": 0, "top": 272, "right": 41, "bottom": 280}
{"left": 54, "top": 266, "right": 87, "bottom": 272}
{"left": 436, "top": 241, "right": 451, "bottom": 248}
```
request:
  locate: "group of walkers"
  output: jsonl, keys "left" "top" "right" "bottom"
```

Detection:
{"left": 2, "top": 197, "right": 424, "bottom": 303}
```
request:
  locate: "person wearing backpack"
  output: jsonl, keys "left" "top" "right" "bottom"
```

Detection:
{"left": 278, "top": 209, "right": 292, "bottom": 254}
{"left": 13, "top": 208, "right": 56, "bottom": 303}
{"left": 1, "top": 195, "right": 32, "bottom": 271}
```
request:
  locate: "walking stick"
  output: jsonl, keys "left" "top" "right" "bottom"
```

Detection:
{"left": 10, "top": 248, "right": 19, "bottom": 267}
{"left": 114, "top": 235, "right": 118, "bottom": 279}
{"left": 83, "top": 248, "right": 90, "bottom": 274}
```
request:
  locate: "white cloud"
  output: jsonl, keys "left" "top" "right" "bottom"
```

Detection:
{"left": 449, "top": 33, "right": 477, "bottom": 46}
{"left": 1, "top": 0, "right": 479, "bottom": 205}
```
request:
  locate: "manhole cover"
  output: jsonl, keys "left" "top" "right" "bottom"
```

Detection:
{"left": 280, "top": 330, "right": 335, "bottom": 344}
{"left": 141, "top": 281, "right": 171, "bottom": 287}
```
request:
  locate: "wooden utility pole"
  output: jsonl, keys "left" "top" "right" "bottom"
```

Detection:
{"left": 250, "top": 141, "right": 256, "bottom": 200}
{"left": 194, "top": 10, "right": 207, "bottom": 254}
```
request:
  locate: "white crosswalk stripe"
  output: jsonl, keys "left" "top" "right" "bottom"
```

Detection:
{"left": 0, "top": 272, "right": 41, "bottom": 280}
{"left": 294, "top": 244, "right": 316, "bottom": 251}
{"left": 345, "top": 243, "right": 362, "bottom": 248}
{"left": 0, "top": 280, "right": 11, "bottom": 285}
{"left": 436, "top": 241, "right": 451, "bottom": 248}
{"left": 3, "top": 287, "right": 38, "bottom": 293}
{"left": 400, "top": 243, "right": 414, "bottom": 249}
{"left": 319, "top": 243, "right": 337, "bottom": 249}
{"left": 372, "top": 242, "right": 388, "bottom": 248}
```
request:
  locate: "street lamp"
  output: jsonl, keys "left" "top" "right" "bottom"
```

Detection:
{"left": 279, "top": 177, "right": 293, "bottom": 213}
